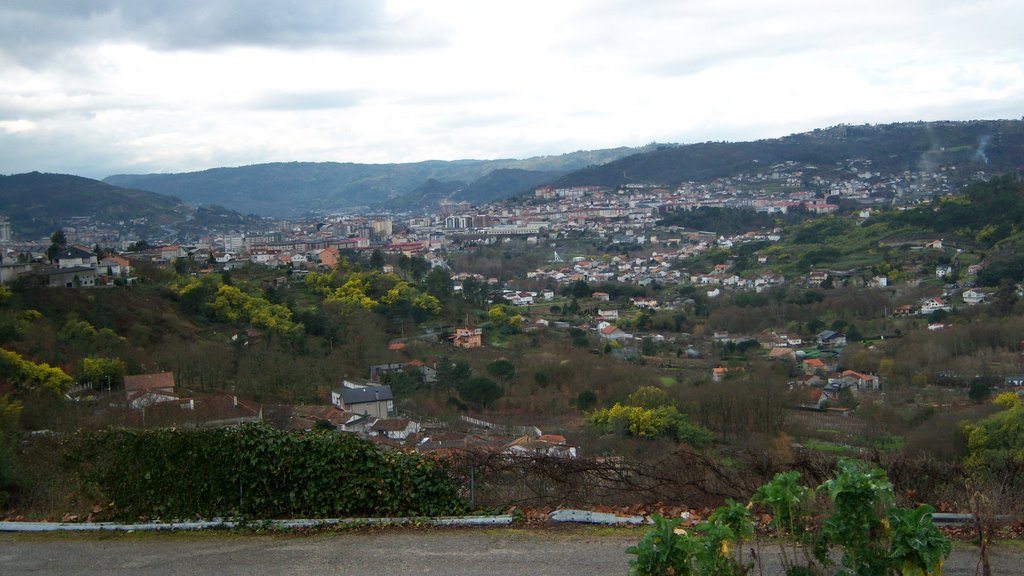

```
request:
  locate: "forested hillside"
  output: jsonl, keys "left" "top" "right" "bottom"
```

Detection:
{"left": 750, "top": 175, "right": 1024, "bottom": 282}
{"left": 0, "top": 172, "right": 258, "bottom": 241}
{"left": 554, "top": 120, "right": 1024, "bottom": 188}
{"left": 104, "top": 146, "right": 651, "bottom": 217}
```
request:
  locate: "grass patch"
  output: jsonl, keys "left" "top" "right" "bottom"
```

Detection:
{"left": 870, "top": 436, "right": 906, "bottom": 451}
{"left": 658, "top": 376, "right": 677, "bottom": 387}
{"left": 803, "top": 439, "right": 857, "bottom": 454}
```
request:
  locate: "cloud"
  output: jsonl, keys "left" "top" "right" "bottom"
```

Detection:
{"left": 0, "top": 120, "right": 36, "bottom": 134}
{"left": 247, "top": 90, "right": 368, "bottom": 111}
{"left": 0, "top": 1, "right": 1023, "bottom": 179}
{"left": 0, "top": 0, "right": 439, "bottom": 64}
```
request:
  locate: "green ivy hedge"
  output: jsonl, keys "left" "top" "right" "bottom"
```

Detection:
{"left": 65, "top": 424, "right": 465, "bottom": 521}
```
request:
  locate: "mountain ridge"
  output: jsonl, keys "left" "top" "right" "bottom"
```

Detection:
{"left": 103, "top": 146, "right": 656, "bottom": 217}
{"left": 551, "top": 120, "right": 1024, "bottom": 189}
{"left": 0, "top": 172, "right": 258, "bottom": 241}
{"left": 102, "top": 120, "right": 1024, "bottom": 218}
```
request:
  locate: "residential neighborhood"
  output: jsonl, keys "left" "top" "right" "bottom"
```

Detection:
{"left": 0, "top": 157, "right": 1017, "bottom": 469}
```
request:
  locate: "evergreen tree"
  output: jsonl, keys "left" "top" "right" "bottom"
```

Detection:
{"left": 46, "top": 229, "right": 67, "bottom": 263}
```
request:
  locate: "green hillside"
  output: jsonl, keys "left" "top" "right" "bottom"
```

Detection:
{"left": 0, "top": 172, "right": 260, "bottom": 241}
{"left": 103, "top": 146, "right": 653, "bottom": 217}
{"left": 0, "top": 172, "right": 188, "bottom": 240}
{"left": 756, "top": 175, "right": 1024, "bottom": 284}
{"left": 554, "top": 120, "right": 1024, "bottom": 188}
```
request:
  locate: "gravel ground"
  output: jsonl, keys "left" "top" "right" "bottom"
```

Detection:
{"left": 0, "top": 526, "right": 1017, "bottom": 575}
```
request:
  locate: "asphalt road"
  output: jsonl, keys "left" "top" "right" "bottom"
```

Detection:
{"left": 0, "top": 527, "right": 1018, "bottom": 575}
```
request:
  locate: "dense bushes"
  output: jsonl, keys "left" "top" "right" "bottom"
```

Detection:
{"left": 588, "top": 403, "right": 714, "bottom": 447}
{"left": 65, "top": 424, "right": 465, "bottom": 520}
{"left": 628, "top": 461, "right": 951, "bottom": 576}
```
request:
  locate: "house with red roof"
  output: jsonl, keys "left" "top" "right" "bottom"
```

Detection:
{"left": 802, "top": 358, "right": 827, "bottom": 375}
{"left": 599, "top": 324, "right": 629, "bottom": 341}
{"left": 123, "top": 372, "right": 178, "bottom": 409}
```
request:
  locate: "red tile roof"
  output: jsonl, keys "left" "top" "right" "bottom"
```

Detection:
{"left": 123, "top": 372, "right": 175, "bottom": 393}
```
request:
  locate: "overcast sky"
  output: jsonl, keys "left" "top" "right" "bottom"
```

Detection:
{"left": 1, "top": 0, "right": 1022, "bottom": 179}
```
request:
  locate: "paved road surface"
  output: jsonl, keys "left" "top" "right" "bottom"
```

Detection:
{"left": 0, "top": 527, "right": 1016, "bottom": 575}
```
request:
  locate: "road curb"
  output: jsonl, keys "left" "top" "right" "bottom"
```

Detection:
{"left": 548, "top": 509, "right": 647, "bottom": 525}
{"left": 0, "top": 515, "right": 515, "bottom": 533}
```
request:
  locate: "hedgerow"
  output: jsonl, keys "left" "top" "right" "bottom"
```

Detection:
{"left": 65, "top": 424, "right": 465, "bottom": 520}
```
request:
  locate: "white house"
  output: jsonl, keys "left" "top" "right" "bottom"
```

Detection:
{"left": 920, "top": 297, "right": 951, "bottom": 315}
{"left": 962, "top": 289, "right": 987, "bottom": 305}
{"left": 369, "top": 418, "right": 421, "bottom": 440}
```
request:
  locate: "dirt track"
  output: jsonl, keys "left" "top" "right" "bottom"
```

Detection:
{"left": 0, "top": 527, "right": 1018, "bottom": 575}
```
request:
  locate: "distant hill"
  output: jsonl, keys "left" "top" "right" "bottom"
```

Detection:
{"left": 0, "top": 172, "right": 257, "bottom": 241}
{"left": 384, "top": 168, "right": 563, "bottom": 211}
{"left": 551, "top": 120, "right": 1024, "bottom": 189}
{"left": 456, "top": 168, "right": 564, "bottom": 205}
{"left": 104, "top": 121, "right": 1024, "bottom": 219}
{"left": 386, "top": 178, "right": 466, "bottom": 212}
{"left": 103, "top": 146, "right": 654, "bottom": 218}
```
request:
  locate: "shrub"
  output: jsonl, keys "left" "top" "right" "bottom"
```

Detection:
{"left": 65, "top": 424, "right": 465, "bottom": 520}
{"left": 629, "top": 461, "right": 950, "bottom": 576}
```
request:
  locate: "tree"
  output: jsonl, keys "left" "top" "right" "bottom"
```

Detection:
{"left": 963, "top": 392, "right": 1024, "bottom": 475}
{"left": 78, "top": 356, "right": 126, "bottom": 391}
{"left": 961, "top": 392, "right": 1024, "bottom": 576}
{"left": 0, "top": 393, "right": 22, "bottom": 507}
{"left": 487, "top": 304, "right": 521, "bottom": 333}
{"left": 641, "top": 337, "right": 657, "bottom": 357}
{"left": 423, "top": 268, "right": 452, "bottom": 299}
{"left": 379, "top": 280, "right": 441, "bottom": 323}
{"left": 172, "top": 257, "right": 189, "bottom": 276}
{"left": 566, "top": 297, "right": 580, "bottom": 315}
{"left": 486, "top": 358, "right": 516, "bottom": 381}
{"left": 436, "top": 357, "right": 471, "bottom": 390}
{"left": 313, "top": 419, "right": 335, "bottom": 431}
{"left": 567, "top": 279, "right": 590, "bottom": 299}
{"left": 574, "top": 389, "right": 597, "bottom": 411}
{"left": 408, "top": 256, "right": 430, "bottom": 281}
{"left": 382, "top": 368, "right": 425, "bottom": 397}
{"left": 994, "top": 280, "right": 1019, "bottom": 315}
{"left": 969, "top": 380, "right": 993, "bottom": 404}
{"left": 46, "top": 229, "right": 68, "bottom": 263}
{"left": 0, "top": 348, "right": 73, "bottom": 394}
{"left": 210, "top": 285, "right": 302, "bottom": 336}
{"left": 570, "top": 327, "right": 589, "bottom": 348}
{"left": 326, "top": 273, "right": 378, "bottom": 310}
{"left": 461, "top": 276, "right": 484, "bottom": 307}
{"left": 672, "top": 312, "right": 687, "bottom": 332}
{"left": 368, "top": 249, "right": 385, "bottom": 270}
{"left": 629, "top": 385, "right": 672, "bottom": 409}
{"left": 397, "top": 254, "right": 411, "bottom": 277}
{"left": 457, "top": 376, "right": 503, "bottom": 408}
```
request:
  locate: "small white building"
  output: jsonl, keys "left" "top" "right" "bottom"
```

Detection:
{"left": 962, "top": 289, "right": 986, "bottom": 305}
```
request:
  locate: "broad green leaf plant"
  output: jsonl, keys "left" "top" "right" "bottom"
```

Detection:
{"left": 628, "top": 460, "right": 950, "bottom": 576}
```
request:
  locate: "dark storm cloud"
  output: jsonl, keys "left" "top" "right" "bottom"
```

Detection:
{"left": 0, "top": 0, "right": 429, "bottom": 63}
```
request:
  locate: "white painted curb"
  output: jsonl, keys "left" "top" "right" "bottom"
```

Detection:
{"left": 548, "top": 509, "right": 647, "bottom": 525}
{"left": 0, "top": 515, "right": 515, "bottom": 532}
